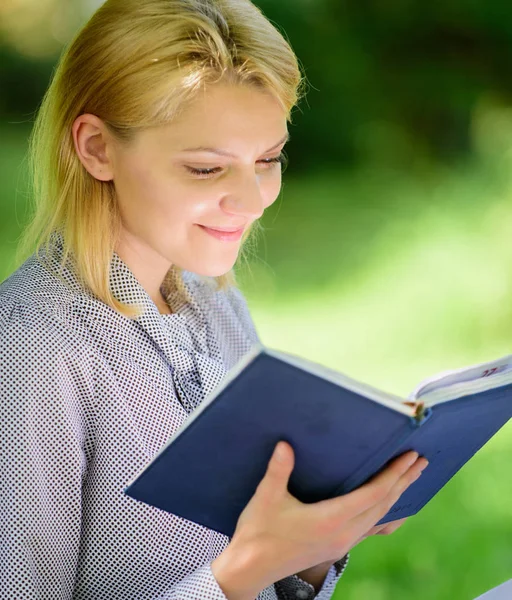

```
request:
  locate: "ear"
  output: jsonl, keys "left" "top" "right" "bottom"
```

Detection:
{"left": 72, "top": 113, "right": 115, "bottom": 182}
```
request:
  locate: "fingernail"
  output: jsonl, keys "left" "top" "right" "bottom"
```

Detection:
{"left": 275, "top": 442, "right": 286, "bottom": 462}
{"left": 406, "top": 452, "right": 419, "bottom": 467}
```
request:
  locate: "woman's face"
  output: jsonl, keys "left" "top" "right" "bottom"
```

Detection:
{"left": 108, "top": 82, "right": 289, "bottom": 277}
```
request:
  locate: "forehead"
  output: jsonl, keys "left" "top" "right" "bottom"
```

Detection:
{"left": 146, "top": 83, "right": 288, "bottom": 150}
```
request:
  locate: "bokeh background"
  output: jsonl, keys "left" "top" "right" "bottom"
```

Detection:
{"left": 1, "top": 1, "right": 511, "bottom": 598}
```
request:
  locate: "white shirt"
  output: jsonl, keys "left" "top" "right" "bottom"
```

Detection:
{"left": 0, "top": 231, "right": 349, "bottom": 599}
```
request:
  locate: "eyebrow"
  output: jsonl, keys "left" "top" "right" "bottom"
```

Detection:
{"left": 181, "top": 132, "right": 290, "bottom": 158}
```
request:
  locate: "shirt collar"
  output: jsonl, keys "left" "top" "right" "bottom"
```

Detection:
{"left": 106, "top": 248, "right": 227, "bottom": 409}
{"left": 43, "top": 230, "right": 205, "bottom": 368}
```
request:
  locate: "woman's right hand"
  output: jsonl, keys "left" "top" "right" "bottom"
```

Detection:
{"left": 211, "top": 441, "right": 428, "bottom": 600}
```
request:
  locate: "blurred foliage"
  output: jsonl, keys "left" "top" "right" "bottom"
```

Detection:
{"left": 4, "top": 1, "right": 512, "bottom": 172}
{"left": 0, "top": 0, "right": 97, "bottom": 57}
{"left": 255, "top": 0, "right": 512, "bottom": 171}
{"left": 1, "top": 1, "right": 511, "bottom": 599}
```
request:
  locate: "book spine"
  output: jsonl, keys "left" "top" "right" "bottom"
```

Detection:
{"left": 330, "top": 409, "right": 432, "bottom": 498}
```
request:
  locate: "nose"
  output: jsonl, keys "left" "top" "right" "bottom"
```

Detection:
{"left": 221, "top": 173, "right": 266, "bottom": 221}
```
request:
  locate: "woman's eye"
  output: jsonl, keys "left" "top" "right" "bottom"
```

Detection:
{"left": 185, "top": 152, "right": 288, "bottom": 179}
{"left": 185, "top": 166, "right": 223, "bottom": 178}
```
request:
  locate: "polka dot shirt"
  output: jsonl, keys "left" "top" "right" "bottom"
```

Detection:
{"left": 0, "top": 231, "right": 349, "bottom": 599}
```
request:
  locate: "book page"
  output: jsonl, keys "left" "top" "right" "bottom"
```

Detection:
{"left": 409, "top": 355, "right": 512, "bottom": 407}
{"left": 473, "top": 579, "right": 512, "bottom": 600}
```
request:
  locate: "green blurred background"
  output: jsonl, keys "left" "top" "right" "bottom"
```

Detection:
{"left": 1, "top": 1, "right": 511, "bottom": 598}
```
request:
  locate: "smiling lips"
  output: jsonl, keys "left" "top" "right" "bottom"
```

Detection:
{"left": 197, "top": 224, "right": 245, "bottom": 242}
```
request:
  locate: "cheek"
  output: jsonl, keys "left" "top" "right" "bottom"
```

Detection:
{"left": 114, "top": 161, "right": 162, "bottom": 217}
{"left": 116, "top": 164, "right": 202, "bottom": 223}
{"left": 157, "top": 184, "right": 214, "bottom": 224}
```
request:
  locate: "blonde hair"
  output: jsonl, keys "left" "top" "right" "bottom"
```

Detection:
{"left": 15, "top": 0, "right": 306, "bottom": 318}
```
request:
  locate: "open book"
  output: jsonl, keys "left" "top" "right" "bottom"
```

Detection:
{"left": 125, "top": 343, "right": 512, "bottom": 537}
{"left": 474, "top": 579, "right": 512, "bottom": 600}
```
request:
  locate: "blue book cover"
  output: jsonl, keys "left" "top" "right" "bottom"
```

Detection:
{"left": 125, "top": 343, "right": 512, "bottom": 537}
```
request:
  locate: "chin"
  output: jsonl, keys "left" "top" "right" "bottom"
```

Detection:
{"left": 182, "top": 256, "right": 237, "bottom": 278}
{"left": 193, "top": 264, "right": 234, "bottom": 278}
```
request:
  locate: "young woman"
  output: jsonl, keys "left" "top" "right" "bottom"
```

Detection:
{"left": 0, "top": 1, "right": 428, "bottom": 598}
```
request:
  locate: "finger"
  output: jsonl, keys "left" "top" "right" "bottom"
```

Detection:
{"left": 376, "top": 525, "right": 395, "bottom": 535}
{"left": 356, "top": 517, "right": 407, "bottom": 545}
{"left": 254, "top": 441, "right": 295, "bottom": 503}
{"left": 316, "top": 451, "right": 420, "bottom": 521}
{"left": 377, "top": 518, "right": 408, "bottom": 535}
{"left": 365, "top": 459, "right": 427, "bottom": 526}
{"left": 344, "top": 452, "right": 425, "bottom": 516}
{"left": 363, "top": 517, "right": 406, "bottom": 538}
{"left": 338, "top": 459, "right": 426, "bottom": 544}
{"left": 367, "top": 523, "right": 389, "bottom": 536}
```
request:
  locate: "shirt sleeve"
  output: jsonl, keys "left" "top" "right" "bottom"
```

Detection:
{"left": 274, "top": 554, "right": 350, "bottom": 600}
{"left": 0, "top": 305, "right": 234, "bottom": 600}
{"left": 0, "top": 304, "right": 91, "bottom": 598}
{"left": 153, "top": 563, "right": 230, "bottom": 599}
{"left": 156, "top": 555, "right": 350, "bottom": 600}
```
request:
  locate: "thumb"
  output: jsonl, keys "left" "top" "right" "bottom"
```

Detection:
{"left": 258, "top": 441, "right": 295, "bottom": 498}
